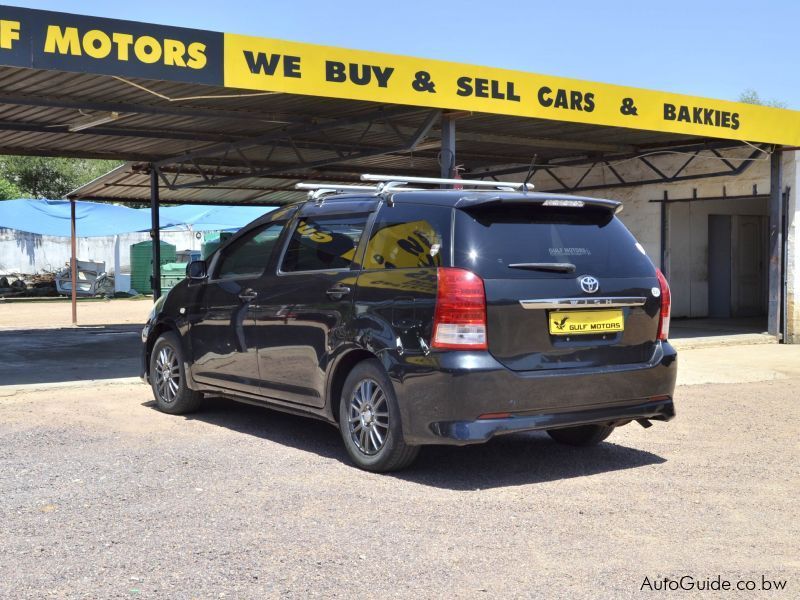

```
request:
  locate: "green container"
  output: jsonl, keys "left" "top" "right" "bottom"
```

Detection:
{"left": 130, "top": 240, "right": 176, "bottom": 294}
{"left": 160, "top": 262, "right": 188, "bottom": 292}
{"left": 201, "top": 231, "right": 233, "bottom": 260}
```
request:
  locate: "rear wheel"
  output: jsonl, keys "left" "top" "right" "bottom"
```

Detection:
{"left": 338, "top": 359, "right": 419, "bottom": 472}
{"left": 149, "top": 332, "right": 202, "bottom": 415}
{"left": 547, "top": 424, "right": 614, "bottom": 446}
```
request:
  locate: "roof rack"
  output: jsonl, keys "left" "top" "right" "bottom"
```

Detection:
{"left": 295, "top": 174, "right": 533, "bottom": 200}
{"left": 361, "top": 174, "right": 533, "bottom": 191}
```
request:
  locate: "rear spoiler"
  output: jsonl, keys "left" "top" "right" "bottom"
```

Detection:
{"left": 454, "top": 194, "right": 623, "bottom": 214}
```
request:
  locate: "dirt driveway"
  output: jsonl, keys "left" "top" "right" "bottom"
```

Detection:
{"left": 0, "top": 298, "right": 152, "bottom": 330}
{"left": 1, "top": 345, "right": 798, "bottom": 598}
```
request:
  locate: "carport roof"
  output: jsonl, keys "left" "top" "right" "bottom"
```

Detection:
{"left": 68, "top": 162, "right": 315, "bottom": 206}
{"left": 1, "top": 5, "right": 797, "bottom": 205}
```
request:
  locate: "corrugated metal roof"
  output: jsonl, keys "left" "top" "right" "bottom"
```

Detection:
{"left": 69, "top": 162, "right": 339, "bottom": 205}
{"left": 0, "top": 65, "right": 737, "bottom": 205}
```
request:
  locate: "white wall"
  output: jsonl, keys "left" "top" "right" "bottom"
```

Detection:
{"left": 783, "top": 153, "right": 800, "bottom": 343}
{"left": 0, "top": 229, "right": 203, "bottom": 276}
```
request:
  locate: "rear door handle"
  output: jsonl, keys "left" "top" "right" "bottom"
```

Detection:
{"left": 325, "top": 286, "right": 351, "bottom": 300}
{"left": 238, "top": 288, "right": 258, "bottom": 302}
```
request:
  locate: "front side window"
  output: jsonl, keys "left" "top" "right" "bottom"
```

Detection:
{"left": 363, "top": 204, "right": 451, "bottom": 270}
{"left": 280, "top": 214, "right": 368, "bottom": 272}
{"left": 215, "top": 222, "right": 285, "bottom": 280}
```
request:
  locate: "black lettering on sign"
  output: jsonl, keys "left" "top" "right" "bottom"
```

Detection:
{"left": 243, "top": 51, "right": 302, "bottom": 78}
{"left": 325, "top": 61, "right": 394, "bottom": 87}
{"left": 454, "top": 76, "right": 520, "bottom": 102}
{"left": 537, "top": 86, "right": 594, "bottom": 112}
{"left": 663, "top": 103, "right": 740, "bottom": 130}
{"left": 553, "top": 89, "right": 568, "bottom": 109}
{"left": 326, "top": 60, "right": 346, "bottom": 82}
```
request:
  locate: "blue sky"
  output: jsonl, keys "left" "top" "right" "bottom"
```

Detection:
{"left": 4, "top": 0, "right": 798, "bottom": 108}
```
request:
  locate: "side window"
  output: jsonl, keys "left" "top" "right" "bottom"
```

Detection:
{"left": 281, "top": 214, "right": 368, "bottom": 272}
{"left": 363, "top": 204, "right": 451, "bottom": 270}
{"left": 215, "top": 222, "right": 286, "bottom": 280}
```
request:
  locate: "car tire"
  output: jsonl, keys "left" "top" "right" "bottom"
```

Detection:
{"left": 547, "top": 424, "right": 614, "bottom": 446}
{"left": 149, "top": 332, "right": 202, "bottom": 415}
{"left": 338, "top": 359, "right": 419, "bottom": 472}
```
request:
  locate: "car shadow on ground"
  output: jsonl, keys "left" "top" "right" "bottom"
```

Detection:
{"left": 0, "top": 324, "right": 142, "bottom": 385}
{"left": 149, "top": 396, "right": 667, "bottom": 491}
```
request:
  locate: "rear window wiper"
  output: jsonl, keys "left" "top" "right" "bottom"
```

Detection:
{"left": 507, "top": 262, "right": 576, "bottom": 273}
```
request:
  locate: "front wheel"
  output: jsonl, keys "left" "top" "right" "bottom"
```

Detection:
{"left": 338, "top": 359, "right": 419, "bottom": 472}
{"left": 149, "top": 332, "right": 202, "bottom": 415}
{"left": 547, "top": 424, "right": 614, "bottom": 446}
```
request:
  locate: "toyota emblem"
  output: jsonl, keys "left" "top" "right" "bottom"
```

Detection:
{"left": 579, "top": 275, "right": 600, "bottom": 294}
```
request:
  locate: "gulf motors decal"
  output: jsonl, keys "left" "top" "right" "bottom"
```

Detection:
{"left": 1, "top": 5, "right": 799, "bottom": 145}
{"left": 0, "top": 6, "right": 222, "bottom": 85}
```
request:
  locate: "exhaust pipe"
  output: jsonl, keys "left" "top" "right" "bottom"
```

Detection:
{"left": 636, "top": 418, "right": 653, "bottom": 429}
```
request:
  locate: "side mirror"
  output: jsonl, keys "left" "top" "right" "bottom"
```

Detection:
{"left": 186, "top": 260, "right": 207, "bottom": 280}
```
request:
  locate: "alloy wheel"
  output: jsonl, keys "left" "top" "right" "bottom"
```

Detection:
{"left": 155, "top": 346, "right": 181, "bottom": 404}
{"left": 348, "top": 378, "right": 390, "bottom": 455}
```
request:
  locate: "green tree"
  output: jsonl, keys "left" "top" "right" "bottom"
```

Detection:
{"left": 0, "top": 176, "right": 22, "bottom": 200}
{"left": 0, "top": 156, "right": 121, "bottom": 199}
{"left": 738, "top": 88, "right": 787, "bottom": 109}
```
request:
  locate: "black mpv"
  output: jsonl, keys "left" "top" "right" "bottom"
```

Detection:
{"left": 142, "top": 184, "right": 676, "bottom": 472}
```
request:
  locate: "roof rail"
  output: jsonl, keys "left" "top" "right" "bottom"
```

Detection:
{"left": 360, "top": 173, "right": 534, "bottom": 191}
{"left": 294, "top": 181, "right": 424, "bottom": 199}
{"left": 295, "top": 183, "right": 379, "bottom": 200}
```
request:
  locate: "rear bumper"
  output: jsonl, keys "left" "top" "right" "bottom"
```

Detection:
{"left": 431, "top": 397, "right": 674, "bottom": 443}
{"left": 390, "top": 341, "right": 677, "bottom": 445}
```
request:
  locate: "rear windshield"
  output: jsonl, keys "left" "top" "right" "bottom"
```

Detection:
{"left": 454, "top": 206, "right": 654, "bottom": 279}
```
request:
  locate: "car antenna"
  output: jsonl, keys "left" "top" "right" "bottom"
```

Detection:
{"left": 522, "top": 154, "right": 538, "bottom": 193}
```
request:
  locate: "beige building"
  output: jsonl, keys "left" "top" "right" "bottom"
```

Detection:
{"left": 531, "top": 147, "right": 798, "bottom": 342}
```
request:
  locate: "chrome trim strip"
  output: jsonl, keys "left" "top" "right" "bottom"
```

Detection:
{"left": 519, "top": 297, "right": 647, "bottom": 310}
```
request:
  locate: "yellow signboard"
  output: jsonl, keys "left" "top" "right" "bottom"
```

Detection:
{"left": 1, "top": 5, "right": 798, "bottom": 146}
{"left": 224, "top": 33, "right": 800, "bottom": 146}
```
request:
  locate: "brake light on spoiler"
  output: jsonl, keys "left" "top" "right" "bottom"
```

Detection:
{"left": 431, "top": 268, "right": 488, "bottom": 350}
{"left": 542, "top": 198, "right": 585, "bottom": 208}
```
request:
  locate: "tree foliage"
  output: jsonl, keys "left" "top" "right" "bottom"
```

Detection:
{"left": 0, "top": 176, "right": 22, "bottom": 200}
{"left": 0, "top": 156, "right": 121, "bottom": 199}
{"left": 738, "top": 88, "right": 787, "bottom": 109}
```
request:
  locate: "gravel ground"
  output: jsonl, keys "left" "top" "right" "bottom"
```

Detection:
{"left": 1, "top": 375, "right": 797, "bottom": 598}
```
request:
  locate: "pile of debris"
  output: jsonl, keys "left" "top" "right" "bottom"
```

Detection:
{"left": 0, "top": 272, "right": 59, "bottom": 298}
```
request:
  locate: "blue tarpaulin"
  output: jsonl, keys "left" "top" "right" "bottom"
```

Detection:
{"left": 0, "top": 199, "right": 276, "bottom": 237}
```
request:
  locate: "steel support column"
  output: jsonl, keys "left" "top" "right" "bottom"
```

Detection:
{"left": 70, "top": 198, "right": 77, "bottom": 325}
{"left": 768, "top": 148, "right": 783, "bottom": 338}
{"left": 660, "top": 191, "right": 668, "bottom": 274}
{"left": 440, "top": 114, "right": 456, "bottom": 186}
{"left": 150, "top": 166, "right": 162, "bottom": 300}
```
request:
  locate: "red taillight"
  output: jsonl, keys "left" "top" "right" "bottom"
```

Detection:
{"left": 477, "top": 412, "right": 512, "bottom": 420}
{"left": 656, "top": 268, "right": 671, "bottom": 341}
{"left": 431, "top": 267, "right": 487, "bottom": 350}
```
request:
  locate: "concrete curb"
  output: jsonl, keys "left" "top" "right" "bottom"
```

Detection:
{"left": 670, "top": 333, "right": 777, "bottom": 350}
